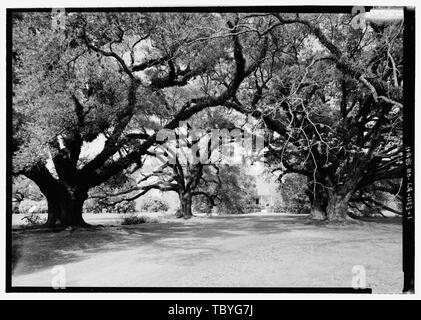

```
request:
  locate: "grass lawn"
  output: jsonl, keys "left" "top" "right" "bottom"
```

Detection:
{"left": 11, "top": 213, "right": 403, "bottom": 293}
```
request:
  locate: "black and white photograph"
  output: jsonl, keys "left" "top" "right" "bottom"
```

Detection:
{"left": 3, "top": 3, "right": 416, "bottom": 298}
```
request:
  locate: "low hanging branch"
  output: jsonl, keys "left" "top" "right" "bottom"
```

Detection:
{"left": 350, "top": 196, "right": 402, "bottom": 216}
{"left": 83, "top": 20, "right": 270, "bottom": 188}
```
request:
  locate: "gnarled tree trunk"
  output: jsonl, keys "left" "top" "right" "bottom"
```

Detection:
{"left": 326, "top": 190, "right": 352, "bottom": 221}
{"left": 25, "top": 165, "right": 89, "bottom": 228}
{"left": 179, "top": 192, "right": 193, "bottom": 219}
{"left": 45, "top": 185, "right": 88, "bottom": 227}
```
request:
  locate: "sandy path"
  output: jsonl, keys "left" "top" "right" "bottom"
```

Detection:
{"left": 12, "top": 215, "right": 403, "bottom": 293}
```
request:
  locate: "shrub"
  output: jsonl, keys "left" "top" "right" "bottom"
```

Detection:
{"left": 83, "top": 198, "right": 103, "bottom": 214}
{"left": 114, "top": 201, "right": 136, "bottom": 213}
{"left": 83, "top": 198, "right": 136, "bottom": 214}
{"left": 121, "top": 214, "right": 157, "bottom": 225}
{"left": 192, "top": 197, "right": 213, "bottom": 214}
{"left": 244, "top": 203, "right": 261, "bottom": 214}
{"left": 21, "top": 212, "right": 46, "bottom": 225}
{"left": 192, "top": 165, "right": 258, "bottom": 215}
{"left": 140, "top": 197, "right": 169, "bottom": 213}
{"left": 278, "top": 173, "right": 311, "bottom": 214}
{"left": 19, "top": 199, "right": 48, "bottom": 214}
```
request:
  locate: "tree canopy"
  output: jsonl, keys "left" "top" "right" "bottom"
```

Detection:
{"left": 12, "top": 11, "right": 404, "bottom": 226}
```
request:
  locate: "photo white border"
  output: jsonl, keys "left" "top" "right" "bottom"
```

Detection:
{"left": 0, "top": 0, "right": 418, "bottom": 300}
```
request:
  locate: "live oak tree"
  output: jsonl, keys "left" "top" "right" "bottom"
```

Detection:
{"left": 12, "top": 12, "right": 270, "bottom": 227}
{"left": 96, "top": 107, "right": 257, "bottom": 218}
{"left": 96, "top": 139, "right": 258, "bottom": 218}
{"left": 13, "top": 11, "right": 404, "bottom": 225}
{"left": 225, "top": 13, "right": 403, "bottom": 221}
{"left": 96, "top": 152, "right": 218, "bottom": 219}
{"left": 275, "top": 173, "right": 311, "bottom": 214}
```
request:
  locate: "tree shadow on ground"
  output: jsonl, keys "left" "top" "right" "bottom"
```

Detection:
{"left": 357, "top": 216, "right": 402, "bottom": 225}
{"left": 11, "top": 214, "right": 401, "bottom": 276}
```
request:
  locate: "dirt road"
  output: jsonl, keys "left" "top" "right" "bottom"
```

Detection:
{"left": 12, "top": 214, "right": 403, "bottom": 293}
